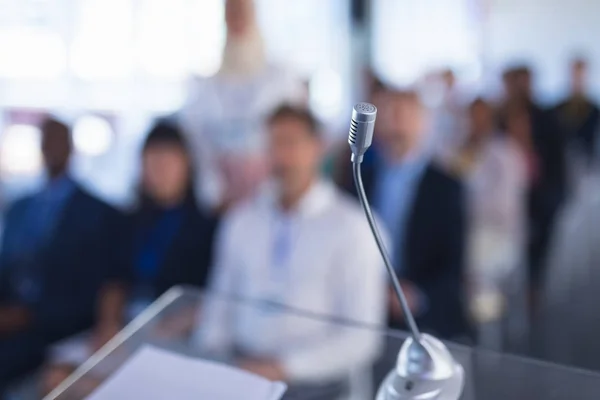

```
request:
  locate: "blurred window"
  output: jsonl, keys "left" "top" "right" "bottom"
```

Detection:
{"left": 0, "top": 124, "right": 42, "bottom": 177}
{"left": 372, "top": 0, "right": 482, "bottom": 85}
{"left": 0, "top": 27, "right": 66, "bottom": 79}
{"left": 73, "top": 115, "right": 114, "bottom": 157}
{"left": 70, "top": 0, "right": 134, "bottom": 80}
{"left": 256, "top": 0, "right": 351, "bottom": 124}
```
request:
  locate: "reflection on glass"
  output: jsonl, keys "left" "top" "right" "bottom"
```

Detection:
{"left": 0, "top": 124, "right": 42, "bottom": 177}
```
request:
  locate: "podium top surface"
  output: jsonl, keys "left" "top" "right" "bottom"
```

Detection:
{"left": 47, "top": 286, "right": 600, "bottom": 400}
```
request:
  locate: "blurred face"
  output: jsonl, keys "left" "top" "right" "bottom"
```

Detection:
{"left": 503, "top": 71, "right": 518, "bottom": 99}
{"left": 225, "top": 0, "right": 254, "bottom": 37}
{"left": 142, "top": 144, "right": 190, "bottom": 205}
{"left": 506, "top": 109, "right": 532, "bottom": 149}
{"left": 268, "top": 117, "right": 321, "bottom": 195}
{"left": 571, "top": 62, "right": 587, "bottom": 94}
{"left": 469, "top": 101, "right": 494, "bottom": 138}
{"left": 515, "top": 70, "right": 532, "bottom": 100}
{"left": 442, "top": 70, "right": 456, "bottom": 90}
{"left": 371, "top": 90, "right": 395, "bottom": 139}
{"left": 41, "top": 130, "right": 71, "bottom": 177}
{"left": 383, "top": 95, "right": 426, "bottom": 158}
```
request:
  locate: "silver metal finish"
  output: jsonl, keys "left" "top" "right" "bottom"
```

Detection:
{"left": 376, "top": 335, "right": 465, "bottom": 400}
{"left": 347, "top": 103, "right": 464, "bottom": 400}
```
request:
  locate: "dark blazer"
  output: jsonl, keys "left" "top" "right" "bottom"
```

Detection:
{"left": 337, "top": 151, "right": 469, "bottom": 339}
{"left": 0, "top": 184, "right": 124, "bottom": 342}
{"left": 118, "top": 199, "right": 218, "bottom": 298}
{"left": 553, "top": 97, "right": 600, "bottom": 163}
{"left": 527, "top": 105, "right": 568, "bottom": 286}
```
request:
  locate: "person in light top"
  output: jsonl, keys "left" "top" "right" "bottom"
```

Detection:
{"left": 180, "top": 0, "right": 306, "bottom": 212}
{"left": 448, "top": 98, "right": 528, "bottom": 333}
{"left": 196, "top": 105, "right": 385, "bottom": 398}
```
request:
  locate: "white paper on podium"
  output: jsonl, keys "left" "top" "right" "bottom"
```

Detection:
{"left": 86, "top": 345, "right": 287, "bottom": 400}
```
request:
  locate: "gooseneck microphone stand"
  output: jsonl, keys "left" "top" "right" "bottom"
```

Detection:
{"left": 348, "top": 103, "right": 465, "bottom": 400}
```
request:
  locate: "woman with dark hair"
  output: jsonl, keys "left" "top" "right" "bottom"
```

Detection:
{"left": 42, "top": 121, "right": 218, "bottom": 394}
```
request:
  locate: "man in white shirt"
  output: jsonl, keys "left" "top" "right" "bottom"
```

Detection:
{"left": 197, "top": 105, "right": 386, "bottom": 397}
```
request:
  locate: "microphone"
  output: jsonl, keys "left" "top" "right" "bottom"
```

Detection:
{"left": 348, "top": 103, "right": 464, "bottom": 400}
{"left": 348, "top": 102, "right": 377, "bottom": 164}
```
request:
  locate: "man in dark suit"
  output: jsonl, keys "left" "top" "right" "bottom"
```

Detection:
{"left": 502, "top": 66, "right": 568, "bottom": 300}
{"left": 553, "top": 57, "right": 600, "bottom": 165}
{"left": 0, "top": 118, "right": 124, "bottom": 394}
{"left": 337, "top": 90, "right": 469, "bottom": 340}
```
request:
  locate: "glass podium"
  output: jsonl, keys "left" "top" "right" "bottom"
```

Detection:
{"left": 46, "top": 286, "right": 600, "bottom": 400}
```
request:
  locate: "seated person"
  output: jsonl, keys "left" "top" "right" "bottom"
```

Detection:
{"left": 336, "top": 90, "right": 470, "bottom": 340}
{"left": 43, "top": 121, "right": 218, "bottom": 394}
{"left": 0, "top": 118, "right": 124, "bottom": 394}
{"left": 196, "top": 105, "right": 386, "bottom": 399}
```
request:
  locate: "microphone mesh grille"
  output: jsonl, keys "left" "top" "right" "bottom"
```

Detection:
{"left": 355, "top": 103, "right": 376, "bottom": 114}
{"left": 349, "top": 118, "right": 358, "bottom": 144}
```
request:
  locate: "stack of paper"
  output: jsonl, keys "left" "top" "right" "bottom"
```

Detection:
{"left": 86, "top": 346, "right": 287, "bottom": 400}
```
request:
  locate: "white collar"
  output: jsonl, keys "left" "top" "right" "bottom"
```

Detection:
{"left": 259, "top": 178, "right": 336, "bottom": 218}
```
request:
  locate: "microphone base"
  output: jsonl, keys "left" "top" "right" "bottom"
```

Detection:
{"left": 375, "top": 334, "right": 465, "bottom": 400}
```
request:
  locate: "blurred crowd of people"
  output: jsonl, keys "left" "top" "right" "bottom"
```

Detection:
{"left": 1, "top": 0, "right": 599, "bottom": 398}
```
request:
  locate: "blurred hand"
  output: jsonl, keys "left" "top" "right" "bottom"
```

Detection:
{"left": 0, "top": 306, "right": 30, "bottom": 334}
{"left": 388, "top": 281, "right": 421, "bottom": 319}
{"left": 91, "top": 322, "right": 121, "bottom": 352}
{"left": 238, "top": 359, "right": 287, "bottom": 381}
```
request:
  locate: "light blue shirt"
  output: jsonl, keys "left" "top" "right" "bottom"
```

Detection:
{"left": 374, "top": 155, "right": 428, "bottom": 273}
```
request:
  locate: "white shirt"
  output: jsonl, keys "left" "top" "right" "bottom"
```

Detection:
{"left": 179, "top": 65, "right": 306, "bottom": 208}
{"left": 466, "top": 137, "right": 528, "bottom": 322}
{"left": 467, "top": 137, "right": 528, "bottom": 277}
{"left": 196, "top": 179, "right": 386, "bottom": 383}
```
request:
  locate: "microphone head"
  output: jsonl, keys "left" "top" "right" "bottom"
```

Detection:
{"left": 348, "top": 102, "right": 377, "bottom": 163}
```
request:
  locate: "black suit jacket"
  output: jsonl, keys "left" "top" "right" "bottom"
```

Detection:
{"left": 0, "top": 184, "right": 124, "bottom": 343}
{"left": 553, "top": 97, "right": 600, "bottom": 163}
{"left": 338, "top": 154, "right": 469, "bottom": 339}
{"left": 117, "top": 200, "right": 218, "bottom": 298}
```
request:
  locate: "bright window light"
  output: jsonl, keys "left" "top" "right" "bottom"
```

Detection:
{"left": 73, "top": 116, "right": 114, "bottom": 156}
{"left": 0, "top": 125, "right": 43, "bottom": 176}
{"left": 0, "top": 28, "right": 66, "bottom": 79}
{"left": 186, "top": 0, "right": 225, "bottom": 77}
{"left": 372, "top": 0, "right": 481, "bottom": 85}
{"left": 136, "top": 0, "right": 188, "bottom": 79}
{"left": 310, "top": 68, "right": 343, "bottom": 120}
{"left": 70, "top": 0, "right": 134, "bottom": 79}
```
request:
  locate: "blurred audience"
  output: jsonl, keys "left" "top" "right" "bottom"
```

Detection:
{"left": 197, "top": 105, "right": 385, "bottom": 398}
{"left": 337, "top": 91, "right": 469, "bottom": 340}
{"left": 0, "top": 118, "right": 123, "bottom": 395}
{"left": 180, "top": 0, "right": 305, "bottom": 212}
{"left": 499, "top": 66, "right": 568, "bottom": 303}
{"left": 43, "top": 121, "right": 218, "bottom": 394}
{"left": 553, "top": 57, "right": 600, "bottom": 169}
{"left": 448, "top": 99, "right": 528, "bottom": 344}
